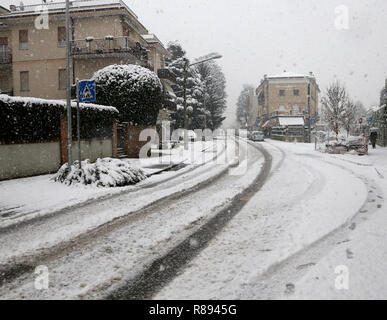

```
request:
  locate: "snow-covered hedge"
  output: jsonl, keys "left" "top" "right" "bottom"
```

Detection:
{"left": 0, "top": 94, "right": 118, "bottom": 144}
{"left": 93, "top": 64, "right": 163, "bottom": 126}
{"left": 53, "top": 158, "right": 147, "bottom": 187}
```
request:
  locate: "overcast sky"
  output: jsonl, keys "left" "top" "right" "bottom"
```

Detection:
{"left": 2, "top": 0, "right": 387, "bottom": 126}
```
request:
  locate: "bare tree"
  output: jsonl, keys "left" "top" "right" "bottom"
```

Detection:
{"left": 354, "top": 101, "right": 367, "bottom": 119}
{"left": 343, "top": 99, "right": 357, "bottom": 137}
{"left": 321, "top": 81, "right": 348, "bottom": 137}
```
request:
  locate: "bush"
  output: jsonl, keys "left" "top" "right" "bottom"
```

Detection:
{"left": 93, "top": 64, "right": 163, "bottom": 126}
{"left": 0, "top": 95, "right": 118, "bottom": 144}
{"left": 53, "top": 158, "right": 147, "bottom": 187}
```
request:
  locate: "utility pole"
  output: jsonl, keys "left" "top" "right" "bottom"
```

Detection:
{"left": 307, "top": 83, "right": 312, "bottom": 143}
{"left": 76, "top": 78, "right": 81, "bottom": 169}
{"left": 65, "top": 0, "right": 72, "bottom": 165}
{"left": 183, "top": 58, "right": 189, "bottom": 149}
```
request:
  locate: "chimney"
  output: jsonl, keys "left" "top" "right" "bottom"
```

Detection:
{"left": 309, "top": 71, "right": 314, "bottom": 77}
{"left": 264, "top": 74, "right": 267, "bottom": 80}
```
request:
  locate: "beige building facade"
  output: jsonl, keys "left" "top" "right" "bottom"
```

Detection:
{"left": 0, "top": 0, "right": 172, "bottom": 99}
{"left": 255, "top": 72, "right": 320, "bottom": 126}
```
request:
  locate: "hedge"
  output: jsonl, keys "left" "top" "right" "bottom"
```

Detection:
{"left": 0, "top": 94, "right": 118, "bottom": 144}
{"left": 93, "top": 64, "right": 163, "bottom": 126}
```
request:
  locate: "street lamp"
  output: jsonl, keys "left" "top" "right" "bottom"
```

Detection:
{"left": 182, "top": 53, "right": 222, "bottom": 148}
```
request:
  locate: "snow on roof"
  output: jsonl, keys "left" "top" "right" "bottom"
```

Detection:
{"left": 2, "top": 0, "right": 138, "bottom": 18}
{"left": 0, "top": 94, "right": 118, "bottom": 113}
{"left": 278, "top": 117, "right": 305, "bottom": 126}
{"left": 142, "top": 34, "right": 157, "bottom": 41}
{"left": 268, "top": 72, "right": 314, "bottom": 79}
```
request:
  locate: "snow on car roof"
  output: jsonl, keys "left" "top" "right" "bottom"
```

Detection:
{"left": 278, "top": 117, "right": 305, "bottom": 126}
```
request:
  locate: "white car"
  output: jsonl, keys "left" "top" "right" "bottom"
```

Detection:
{"left": 251, "top": 131, "right": 265, "bottom": 142}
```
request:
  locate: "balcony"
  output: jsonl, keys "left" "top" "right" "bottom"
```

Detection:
{"left": 70, "top": 36, "right": 148, "bottom": 65}
{"left": 0, "top": 49, "right": 12, "bottom": 67}
{"left": 157, "top": 68, "right": 176, "bottom": 85}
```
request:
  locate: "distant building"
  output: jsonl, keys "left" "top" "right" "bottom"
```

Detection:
{"left": 0, "top": 6, "right": 9, "bottom": 15}
{"left": 256, "top": 71, "right": 320, "bottom": 122}
{"left": 255, "top": 71, "right": 320, "bottom": 142}
{"left": 0, "top": 0, "right": 175, "bottom": 101}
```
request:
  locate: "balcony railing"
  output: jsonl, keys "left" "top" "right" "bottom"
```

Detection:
{"left": 0, "top": 49, "right": 12, "bottom": 65}
{"left": 70, "top": 36, "right": 148, "bottom": 62}
{"left": 157, "top": 68, "right": 176, "bottom": 84}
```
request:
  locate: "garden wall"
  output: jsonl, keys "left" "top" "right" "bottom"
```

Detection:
{"left": 0, "top": 94, "right": 118, "bottom": 181}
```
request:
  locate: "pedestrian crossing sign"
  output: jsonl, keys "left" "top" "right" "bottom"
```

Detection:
{"left": 78, "top": 80, "right": 96, "bottom": 103}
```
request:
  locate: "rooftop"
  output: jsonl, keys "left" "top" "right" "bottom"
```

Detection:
{"left": 1, "top": 0, "right": 138, "bottom": 18}
{"left": 267, "top": 71, "right": 315, "bottom": 79}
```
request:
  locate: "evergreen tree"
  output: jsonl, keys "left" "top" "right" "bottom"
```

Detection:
{"left": 166, "top": 41, "right": 203, "bottom": 129}
{"left": 236, "top": 85, "right": 254, "bottom": 128}
{"left": 194, "top": 61, "right": 227, "bottom": 130}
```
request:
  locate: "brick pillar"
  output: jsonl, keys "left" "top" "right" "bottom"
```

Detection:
{"left": 112, "top": 119, "right": 118, "bottom": 158}
{"left": 125, "top": 125, "right": 154, "bottom": 158}
{"left": 60, "top": 114, "right": 68, "bottom": 165}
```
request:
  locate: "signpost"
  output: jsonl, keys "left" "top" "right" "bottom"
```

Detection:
{"left": 76, "top": 79, "right": 96, "bottom": 169}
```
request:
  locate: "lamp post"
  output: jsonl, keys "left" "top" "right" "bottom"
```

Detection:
{"left": 65, "top": 0, "right": 72, "bottom": 165}
{"left": 182, "top": 53, "right": 222, "bottom": 148}
{"left": 307, "top": 83, "right": 312, "bottom": 143}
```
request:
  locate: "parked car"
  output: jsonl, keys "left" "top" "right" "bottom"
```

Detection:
{"left": 251, "top": 131, "right": 265, "bottom": 142}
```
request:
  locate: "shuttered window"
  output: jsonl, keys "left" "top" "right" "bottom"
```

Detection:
{"left": 0, "top": 37, "right": 8, "bottom": 45}
{"left": 19, "top": 30, "right": 28, "bottom": 49}
{"left": 20, "top": 71, "right": 29, "bottom": 91}
{"left": 58, "top": 69, "right": 66, "bottom": 90}
{"left": 58, "top": 26, "right": 66, "bottom": 46}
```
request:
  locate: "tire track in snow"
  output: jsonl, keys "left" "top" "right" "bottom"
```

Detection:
{"left": 241, "top": 153, "right": 383, "bottom": 299}
{"left": 105, "top": 141, "right": 272, "bottom": 300}
{"left": 0, "top": 139, "right": 236, "bottom": 288}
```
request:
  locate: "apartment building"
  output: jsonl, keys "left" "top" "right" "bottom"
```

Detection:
{"left": 0, "top": 0, "right": 174, "bottom": 100}
{"left": 255, "top": 71, "right": 320, "bottom": 125}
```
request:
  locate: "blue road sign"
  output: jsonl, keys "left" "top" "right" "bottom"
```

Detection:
{"left": 78, "top": 80, "right": 96, "bottom": 103}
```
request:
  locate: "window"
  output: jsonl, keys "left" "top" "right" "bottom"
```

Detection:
{"left": 58, "top": 69, "right": 66, "bottom": 90}
{"left": 279, "top": 89, "right": 285, "bottom": 96}
{"left": 293, "top": 88, "right": 299, "bottom": 96}
{"left": 0, "top": 37, "right": 9, "bottom": 63}
{"left": 19, "top": 30, "right": 28, "bottom": 49}
{"left": 20, "top": 71, "right": 29, "bottom": 91}
{"left": 293, "top": 104, "right": 300, "bottom": 114}
{"left": 58, "top": 26, "right": 66, "bottom": 46}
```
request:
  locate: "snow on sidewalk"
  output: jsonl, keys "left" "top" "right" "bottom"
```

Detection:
{"left": 0, "top": 140, "right": 221, "bottom": 229}
{"left": 283, "top": 146, "right": 387, "bottom": 300}
{"left": 155, "top": 140, "right": 369, "bottom": 299}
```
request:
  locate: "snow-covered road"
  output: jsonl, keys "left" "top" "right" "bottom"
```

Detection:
{"left": 0, "top": 137, "right": 266, "bottom": 299}
{"left": 1, "top": 138, "right": 386, "bottom": 300}
{"left": 155, "top": 140, "right": 384, "bottom": 300}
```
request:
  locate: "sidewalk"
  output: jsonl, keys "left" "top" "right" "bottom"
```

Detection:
{"left": 0, "top": 140, "right": 221, "bottom": 229}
